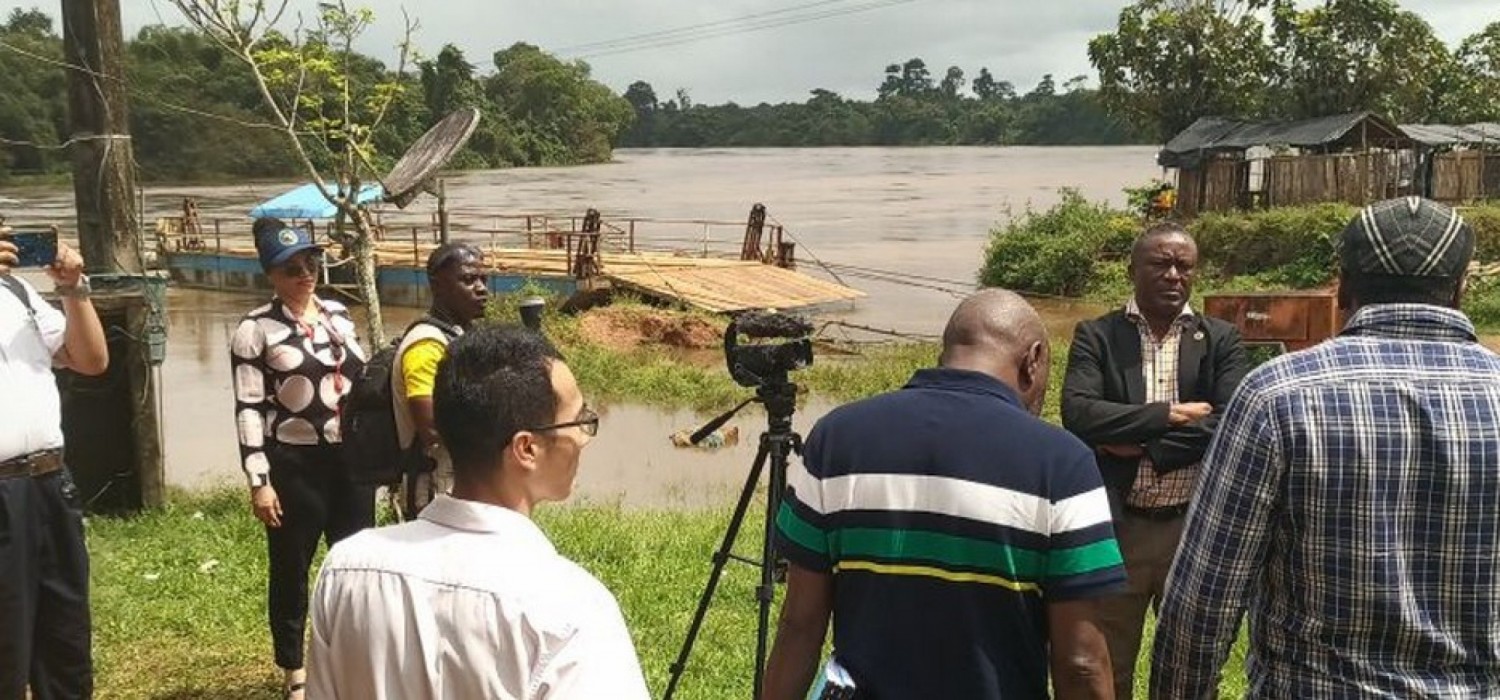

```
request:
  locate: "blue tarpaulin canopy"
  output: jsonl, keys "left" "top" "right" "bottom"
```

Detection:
{"left": 248, "top": 182, "right": 384, "bottom": 219}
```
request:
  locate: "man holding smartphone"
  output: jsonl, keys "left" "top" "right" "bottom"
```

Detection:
{"left": 0, "top": 225, "right": 108, "bottom": 700}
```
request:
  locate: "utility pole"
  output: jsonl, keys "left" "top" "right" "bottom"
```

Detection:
{"left": 60, "top": 0, "right": 166, "bottom": 510}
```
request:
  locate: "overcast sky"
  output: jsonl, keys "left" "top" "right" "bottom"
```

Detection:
{"left": 4, "top": 0, "right": 1496, "bottom": 104}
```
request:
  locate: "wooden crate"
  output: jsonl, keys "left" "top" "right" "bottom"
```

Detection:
{"left": 1203, "top": 292, "right": 1340, "bottom": 352}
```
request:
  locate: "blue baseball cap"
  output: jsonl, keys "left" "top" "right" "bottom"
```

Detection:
{"left": 252, "top": 216, "right": 319, "bottom": 271}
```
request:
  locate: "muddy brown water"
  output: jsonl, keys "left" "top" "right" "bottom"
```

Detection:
{"left": 160, "top": 286, "right": 841, "bottom": 507}
{"left": 158, "top": 286, "right": 1101, "bottom": 506}
{"left": 7, "top": 146, "right": 1149, "bottom": 505}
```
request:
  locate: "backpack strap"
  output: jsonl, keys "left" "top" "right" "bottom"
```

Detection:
{"left": 411, "top": 314, "right": 462, "bottom": 341}
{"left": 390, "top": 316, "right": 463, "bottom": 456}
{"left": 0, "top": 274, "right": 34, "bottom": 313}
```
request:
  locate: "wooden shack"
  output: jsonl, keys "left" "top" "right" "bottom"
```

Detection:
{"left": 1160, "top": 112, "right": 1415, "bottom": 217}
{"left": 1400, "top": 122, "right": 1500, "bottom": 203}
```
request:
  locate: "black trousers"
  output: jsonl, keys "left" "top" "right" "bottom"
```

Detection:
{"left": 264, "top": 444, "right": 373, "bottom": 670}
{"left": 0, "top": 467, "right": 92, "bottom": 700}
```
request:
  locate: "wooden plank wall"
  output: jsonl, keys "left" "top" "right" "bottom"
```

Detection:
{"left": 1487, "top": 154, "right": 1500, "bottom": 198}
{"left": 1200, "top": 159, "right": 1242, "bottom": 213}
{"left": 1176, "top": 167, "right": 1204, "bottom": 218}
{"left": 1432, "top": 152, "right": 1500, "bottom": 202}
{"left": 1433, "top": 152, "right": 1481, "bottom": 202}
{"left": 1265, "top": 153, "right": 1399, "bottom": 207}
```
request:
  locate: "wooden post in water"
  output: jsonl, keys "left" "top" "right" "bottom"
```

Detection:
{"left": 742, "top": 203, "right": 766, "bottom": 262}
{"left": 60, "top": 0, "right": 165, "bottom": 510}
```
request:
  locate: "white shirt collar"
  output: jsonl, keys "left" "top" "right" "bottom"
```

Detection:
{"left": 418, "top": 495, "right": 555, "bottom": 551}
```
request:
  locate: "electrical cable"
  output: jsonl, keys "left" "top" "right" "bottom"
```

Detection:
{"left": 556, "top": 0, "right": 861, "bottom": 53}
{"left": 567, "top": 0, "right": 916, "bottom": 59}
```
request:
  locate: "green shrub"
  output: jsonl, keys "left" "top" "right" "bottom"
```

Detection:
{"left": 980, "top": 189, "right": 1139, "bottom": 296}
{"left": 977, "top": 193, "right": 1500, "bottom": 306}
{"left": 1461, "top": 204, "right": 1500, "bottom": 263}
{"left": 1086, "top": 259, "right": 1133, "bottom": 300}
{"left": 1190, "top": 202, "right": 1356, "bottom": 287}
{"left": 1464, "top": 273, "right": 1500, "bottom": 328}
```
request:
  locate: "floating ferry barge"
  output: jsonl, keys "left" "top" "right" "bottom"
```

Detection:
{"left": 155, "top": 206, "right": 865, "bottom": 313}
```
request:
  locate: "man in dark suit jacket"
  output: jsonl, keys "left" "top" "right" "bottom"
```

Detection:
{"left": 1062, "top": 222, "right": 1249, "bottom": 699}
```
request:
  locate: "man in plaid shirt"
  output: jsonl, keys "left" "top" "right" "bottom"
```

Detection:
{"left": 1152, "top": 197, "right": 1500, "bottom": 698}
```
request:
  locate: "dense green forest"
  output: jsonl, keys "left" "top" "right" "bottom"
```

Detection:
{"left": 1091, "top": 0, "right": 1500, "bottom": 140}
{"left": 0, "top": 7, "right": 1142, "bottom": 183}
{"left": 5, "top": 0, "right": 1497, "bottom": 182}
{"left": 0, "top": 9, "right": 632, "bottom": 182}
{"left": 617, "top": 62, "right": 1142, "bottom": 147}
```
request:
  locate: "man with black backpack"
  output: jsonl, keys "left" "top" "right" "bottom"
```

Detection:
{"left": 392, "top": 243, "right": 489, "bottom": 516}
{"left": 343, "top": 243, "right": 489, "bottom": 517}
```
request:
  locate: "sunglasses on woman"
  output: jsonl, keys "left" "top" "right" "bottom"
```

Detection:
{"left": 277, "top": 254, "right": 322, "bottom": 278}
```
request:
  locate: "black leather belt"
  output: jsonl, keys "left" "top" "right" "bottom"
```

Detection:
{"left": 0, "top": 449, "right": 64, "bottom": 480}
{"left": 1124, "top": 502, "right": 1190, "bottom": 521}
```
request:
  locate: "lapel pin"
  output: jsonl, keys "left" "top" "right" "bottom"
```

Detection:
{"left": 1193, "top": 331, "right": 1205, "bottom": 341}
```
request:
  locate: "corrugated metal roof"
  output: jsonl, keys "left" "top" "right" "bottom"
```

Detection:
{"left": 1159, "top": 112, "right": 1408, "bottom": 168}
{"left": 1400, "top": 123, "right": 1500, "bottom": 146}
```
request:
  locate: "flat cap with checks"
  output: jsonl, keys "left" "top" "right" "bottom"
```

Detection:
{"left": 1339, "top": 196, "right": 1474, "bottom": 279}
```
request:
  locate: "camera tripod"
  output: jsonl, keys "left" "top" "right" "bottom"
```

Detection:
{"left": 663, "top": 377, "right": 802, "bottom": 700}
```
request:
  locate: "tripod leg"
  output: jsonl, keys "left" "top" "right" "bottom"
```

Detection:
{"left": 754, "top": 438, "right": 790, "bottom": 699}
{"left": 663, "top": 441, "right": 771, "bottom": 700}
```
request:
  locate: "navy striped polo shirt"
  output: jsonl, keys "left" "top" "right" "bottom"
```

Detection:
{"left": 776, "top": 367, "right": 1125, "bottom": 699}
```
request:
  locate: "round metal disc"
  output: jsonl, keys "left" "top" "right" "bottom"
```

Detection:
{"left": 383, "top": 107, "right": 482, "bottom": 208}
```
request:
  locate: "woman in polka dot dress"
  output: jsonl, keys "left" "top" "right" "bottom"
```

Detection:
{"left": 229, "top": 217, "right": 373, "bottom": 700}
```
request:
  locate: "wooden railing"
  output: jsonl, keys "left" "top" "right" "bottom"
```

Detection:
{"left": 154, "top": 206, "right": 792, "bottom": 281}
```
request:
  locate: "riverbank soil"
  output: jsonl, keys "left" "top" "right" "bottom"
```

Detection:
{"left": 576, "top": 304, "right": 724, "bottom": 351}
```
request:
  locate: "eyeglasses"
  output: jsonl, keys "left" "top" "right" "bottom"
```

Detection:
{"left": 527, "top": 405, "right": 599, "bottom": 437}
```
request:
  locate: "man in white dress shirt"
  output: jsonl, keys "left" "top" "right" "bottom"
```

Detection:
{"left": 0, "top": 229, "right": 108, "bottom": 700}
{"left": 308, "top": 324, "right": 650, "bottom": 700}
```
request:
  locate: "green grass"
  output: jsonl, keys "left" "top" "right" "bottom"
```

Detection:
{"left": 90, "top": 490, "right": 286, "bottom": 699}
{"left": 493, "top": 284, "right": 1500, "bottom": 421}
{"left": 562, "top": 340, "right": 941, "bottom": 413}
{"left": 87, "top": 490, "right": 778, "bottom": 699}
{"left": 486, "top": 290, "right": 947, "bottom": 412}
{"left": 90, "top": 490, "right": 1251, "bottom": 699}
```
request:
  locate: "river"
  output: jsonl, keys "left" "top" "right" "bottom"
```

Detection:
{"left": 6, "top": 146, "right": 1161, "bottom": 504}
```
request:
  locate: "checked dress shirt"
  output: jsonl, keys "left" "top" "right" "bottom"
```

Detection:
{"left": 1123, "top": 298, "right": 1198, "bottom": 509}
{"left": 1151, "top": 304, "right": 1500, "bottom": 699}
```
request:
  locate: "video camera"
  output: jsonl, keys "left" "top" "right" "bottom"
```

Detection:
{"left": 670, "top": 309, "right": 812, "bottom": 699}
{"left": 724, "top": 310, "right": 814, "bottom": 388}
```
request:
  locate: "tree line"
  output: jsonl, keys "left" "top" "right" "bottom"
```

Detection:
{"left": 0, "top": 9, "right": 631, "bottom": 182}
{"left": 9, "top": 0, "right": 1488, "bottom": 182}
{"left": 617, "top": 60, "right": 1144, "bottom": 148}
{"left": 1090, "top": 0, "right": 1500, "bottom": 141}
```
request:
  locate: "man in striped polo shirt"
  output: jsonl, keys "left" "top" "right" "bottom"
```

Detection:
{"left": 762, "top": 289, "right": 1125, "bottom": 700}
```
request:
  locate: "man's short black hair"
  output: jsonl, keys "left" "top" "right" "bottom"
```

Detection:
{"left": 433, "top": 325, "right": 563, "bottom": 476}
{"left": 426, "top": 242, "right": 483, "bottom": 277}
{"left": 1341, "top": 269, "right": 1461, "bottom": 307}
{"left": 1130, "top": 221, "right": 1193, "bottom": 263}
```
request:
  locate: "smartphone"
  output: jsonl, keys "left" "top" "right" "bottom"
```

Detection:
{"left": 9, "top": 228, "right": 58, "bottom": 268}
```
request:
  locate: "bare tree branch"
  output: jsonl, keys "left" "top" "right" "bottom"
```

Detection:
{"left": 168, "top": 0, "right": 414, "bottom": 345}
{"left": 362, "top": 9, "right": 417, "bottom": 139}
